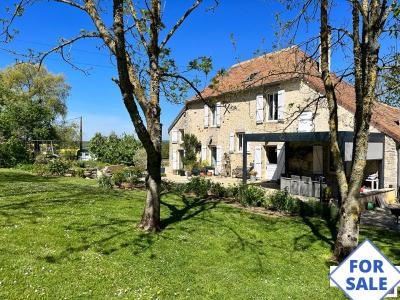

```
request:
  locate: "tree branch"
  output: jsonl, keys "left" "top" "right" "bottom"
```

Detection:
{"left": 127, "top": 0, "right": 149, "bottom": 53}
{"left": 84, "top": 0, "right": 116, "bottom": 54}
{"left": 38, "top": 32, "right": 100, "bottom": 68}
{"left": 159, "top": 0, "right": 203, "bottom": 50}
{"left": 161, "top": 72, "right": 210, "bottom": 105}
{"left": 0, "top": 0, "right": 24, "bottom": 42}
{"left": 54, "top": 0, "right": 85, "bottom": 10}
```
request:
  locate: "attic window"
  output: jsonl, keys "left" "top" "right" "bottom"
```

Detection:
{"left": 244, "top": 71, "right": 259, "bottom": 82}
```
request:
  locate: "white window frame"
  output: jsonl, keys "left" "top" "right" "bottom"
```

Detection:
{"left": 237, "top": 132, "right": 244, "bottom": 153}
{"left": 171, "top": 129, "right": 178, "bottom": 144}
{"left": 178, "top": 129, "right": 184, "bottom": 143}
{"left": 268, "top": 93, "right": 279, "bottom": 121}
{"left": 210, "top": 106, "right": 217, "bottom": 127}
{"left": 204, "top": 104, "right": 209, "bottom": 128}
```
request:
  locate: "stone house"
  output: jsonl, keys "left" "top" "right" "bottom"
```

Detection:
{"left": 168, "top": 47, "right": 400, "bottom": 193}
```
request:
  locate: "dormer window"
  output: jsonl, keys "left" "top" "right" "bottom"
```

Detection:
{"left": 244, "top": 71, "right": 259, "bottom": 83}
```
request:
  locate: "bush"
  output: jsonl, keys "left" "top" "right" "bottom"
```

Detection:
{"left": 0, "top": 137, "right": 30, "bottom": 167}
{"left": 112, "top": 171, "right": 126, "bottom": 186}
{"left": 132, "top": 147, "right": 147, "bottom": 171}
{"left": 268, "top": 189, "right": 298, "bottom": 212}
{"left": 73, "top": 167, "right": 85, "bottom": 178}
{"left": 185, "top": 177, "right": 212, "bottom": 198}
{"left": 225, "top": 185, "right": 239, "bottom": 198}
{"left": 98, "top": 175, "right": 112, "bottom": 189}
{"left": 267, "top": 190, "right": 338, "bottom": 219}
{"left": 297, "top": 199, "right": 339, "bottom": 219}
{"left": 210, "top": 182, "right": 226, "bottom": 198}
{"left": 34, "top": 154, "right": 49, "bottom": 165}
{"left": 46, "top": 159, "right": 71, "bottom": 176}
{"left": 235, "top": 184, "right": 266, "bottom": 207}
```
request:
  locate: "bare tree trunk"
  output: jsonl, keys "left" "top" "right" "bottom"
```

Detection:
{"left": 138, "top": 0, "right": 162, "bottom": 231}
{"left": 334, "top": 195, "right": 361, "bottom": 260}
{"left": 139, "top": 141, "right": 162, "bottom": 231}
{"left": 320, "top": 0, "right": 388, "bottom": 261}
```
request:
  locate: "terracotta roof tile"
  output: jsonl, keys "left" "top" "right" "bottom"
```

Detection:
{"left": 189, "top": 46, "right": 400, "bottom": 141}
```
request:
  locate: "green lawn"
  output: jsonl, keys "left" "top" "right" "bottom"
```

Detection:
{"left": 0, "top": 170, "right": 399, "bottom": 299}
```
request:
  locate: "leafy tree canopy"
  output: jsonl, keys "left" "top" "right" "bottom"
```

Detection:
{"left": 88, "top": 132, "right": 142, "bottom": 165}
{"left": 0, "top": 63, "right": 70, "bottom": 142}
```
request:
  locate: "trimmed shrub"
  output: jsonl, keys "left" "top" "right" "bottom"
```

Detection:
{"left": 235, "top": 184, "right": 266, "bottom": 207}
{"left": 268, "top": 189, "right": 298, "bottom": 212}
{"left": 185, "top": 177, "right": 212, "bottom": 198}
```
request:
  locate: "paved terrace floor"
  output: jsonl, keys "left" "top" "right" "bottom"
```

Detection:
{"left": 165, "top": 173, "right": 243, "bottom": 187}
{"left": 361, "top": 208, "right": 400, "bottom": 231}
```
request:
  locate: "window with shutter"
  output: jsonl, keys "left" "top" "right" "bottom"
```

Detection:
{"left": 298, "top": 112, "right": 313, "bottom": 132}
{"left": 201, "top": 145, "right": 207, "bottom": 162}
{"left": 237, "top": 132, "right": 244, "bottom": 152}
{"left": 268, "top": 93, "right": 279, "bottom": 120}
{"left": 171, "top": 129, "right": 178, "bottom": 143}
{"left": 277, "top": 90, "right": 285, "bottom": 120}
{"left": 216, "top": 102, "right": 221, "bottom": 127}
{"left": 229, "top": 132, "right": 235, "bottom": 153}
{"left": 204, "top": 104, "right": 209, "bottom": 128}
{"left": 256, "top": 95, "right": 264, "bottom": 123}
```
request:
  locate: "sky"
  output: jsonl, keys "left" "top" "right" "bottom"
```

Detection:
{"left": 0, "top": 1, "right": 397, "bottom": 140}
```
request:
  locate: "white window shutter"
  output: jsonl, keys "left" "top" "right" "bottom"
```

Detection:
{"left": 276, "top": 143, "right": 286, "bottom": 176}
{"left": 216, "top": 102, "right": 221, "bottom": 127}
{"left": 254, "top": 146, "right": 262, "bottom": 179}
{"left": 204, "top": 104, "right": 209, "bottom": 128}
{"left": 178, "top": 130, "right": 183, "bottom": 142}
{"left": 229, "top": 132, "right": 235, "bottom": 153}
{"left": 216, "top": 146, "right": 222, "bottom": 175}
{"left": 201, "top": 145, "right": 207, "bottom": 162}
{"left": 171, "top": 129, "right": 178, "bottom": 143}
{"left": 172, "top": 151, "right": 178, "bottom": 170}
{"left": 298, "top": 112, "right": 313, "bottom": 132}
{"left": 256, "top": 95, "right": 264, "bottom": 123}
{"left": 277, "top": 90, "right": 285, "bottom": 120}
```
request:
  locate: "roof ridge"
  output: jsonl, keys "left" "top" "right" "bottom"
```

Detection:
{"left": 230, "top": 45, "right": 299, "bottom": 69}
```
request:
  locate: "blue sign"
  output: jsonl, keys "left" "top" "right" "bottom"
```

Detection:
{"left": 329, "top": 239, "right": 400, "bottom": 300}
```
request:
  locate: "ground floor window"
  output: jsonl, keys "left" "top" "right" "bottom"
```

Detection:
{"left": 237, "top": 132, "right": 244, "bottom": 152}
{"left": 210, "top": 146, "right": 217, "bottom": 166}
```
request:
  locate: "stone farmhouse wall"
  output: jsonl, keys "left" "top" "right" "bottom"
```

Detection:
{"left": 169, "top": 78, "right": 398, "bottom": 188}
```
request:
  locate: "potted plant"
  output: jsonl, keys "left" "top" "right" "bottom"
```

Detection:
{"left": 181, "top": 133, "right": 201, "bottom": 178}
{"left": 191, "top": 161, "right": 200, "bottom": 176}
{"left": 199, "top": 160, "right": 209, "bottom": 176}
{"left": 184, "top": 162, "right": 193, "bottom": 177}
{"left": 249, "top": 169, "right": 257, "bottom": 182}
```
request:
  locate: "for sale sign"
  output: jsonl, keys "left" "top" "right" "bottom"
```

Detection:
{"left": 330, "top": 239, "right": 400, "bottom": 300}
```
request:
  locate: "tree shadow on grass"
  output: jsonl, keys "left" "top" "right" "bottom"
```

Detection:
{"left": 160, "top": 194, "right": 218, "bottom": 229}
{"left": 36, "top": 194, "right": 219, "bottom": 263}
{"left": 293, "top": 204, "right": 338, "bottom": 252}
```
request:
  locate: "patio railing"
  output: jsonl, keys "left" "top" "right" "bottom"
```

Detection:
{"left": 280, "top": 176, "right": 327, "bottom": 198}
